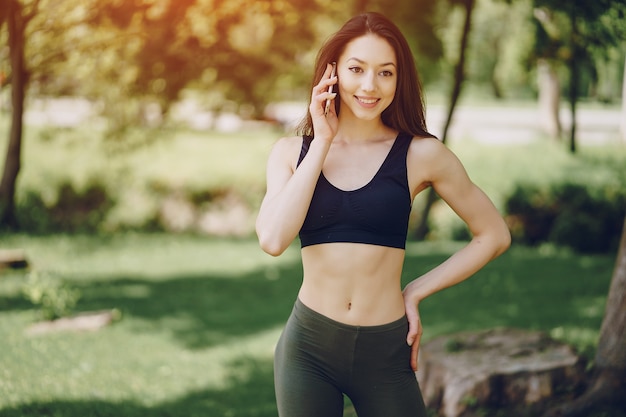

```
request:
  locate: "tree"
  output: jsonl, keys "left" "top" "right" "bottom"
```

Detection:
{"left": 532, "top": 0, "right": 626, "bottom": 153}
{"left": 622, "top": 53, "right": 626, "bottom": 143}
{"left": 532, "top": 7, "right": 564, "bottom": 140}
{"left": 0, "top": 0, "right": 323, "bottom": 229}
{"left": 544, "top": 216, "right": 626, "bottom": 416}
{"left": 352, "top": 0, "right": 442, "bottom": 84}
{"left": 414, "top": 0, "right": 476, "bottom": 240}
{"left": 466, "top": 0, "right": 532, "bottom": 100}
{"left": 0, "top": 0, "right": 39, "bottom": 229}
{"left": 89, "top": 0, "right": 321, "bottom": 119}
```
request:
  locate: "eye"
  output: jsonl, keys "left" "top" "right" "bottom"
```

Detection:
{"left": 380, "top": 70, "right": 394, "bottom": 77}
{"left": 349, "top": 66, "right": 363, "bottom": 73}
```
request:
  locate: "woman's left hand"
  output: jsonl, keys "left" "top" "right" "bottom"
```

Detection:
{"left": 403, "top": 290, "right": 423, "bottom": 372}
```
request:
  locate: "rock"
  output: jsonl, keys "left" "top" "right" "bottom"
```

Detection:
{"left": 416, "top": 328, "right": 586, "bottom": 417}
{"left": 25, "top": 309, "right": 121, "bottom": 336}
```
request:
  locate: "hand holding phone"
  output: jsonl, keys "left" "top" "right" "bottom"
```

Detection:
{"left": 324, "top": 62, "right": 337, "bottom": 116}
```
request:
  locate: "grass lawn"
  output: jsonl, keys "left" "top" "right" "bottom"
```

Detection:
{"left": 0, "top": 233, "right": 619, "bottom": 417}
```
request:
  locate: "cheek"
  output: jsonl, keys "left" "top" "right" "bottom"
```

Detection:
{"left": 385, "top": 79, "right": 397, "bottom": 97}
{"left": 337, "top": 76, "right": 355, "bottom": 95}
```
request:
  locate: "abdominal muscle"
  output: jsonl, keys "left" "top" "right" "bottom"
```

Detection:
{"left": 298, "top": 242, "right": 407, "bottom": 326}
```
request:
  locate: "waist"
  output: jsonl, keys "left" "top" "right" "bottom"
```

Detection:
{"left": 299, "top": 243, "right": 406, "bottom": 325}
{"left": 292, "top": 297, "right": 408, "bottom": 332}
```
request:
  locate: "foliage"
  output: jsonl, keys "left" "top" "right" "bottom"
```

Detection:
{"left": 530, "top": 0, "right": 626, "bottom": 101}
{"left": 465, "top": 0, "right": 536, "bottom": 99}
{"left": 505, "top": 181, "right": 626, "bottom": 253}
{"left": 6, "top": 116, "right": 625, "bottom": 239}
{"left": 17, "top": 181, "right": 115, "bottom": 234}
{"left": 21, "top": 270, "right": 81, "bottom": 320}
{"left": 6, "top": 122, "right": 273, "bottom": 234}
{"left": 6, "top": 0, "right": 324, "bottom": 135}
{"left": 4, "top": 0, "right": 622, "bottom": 131}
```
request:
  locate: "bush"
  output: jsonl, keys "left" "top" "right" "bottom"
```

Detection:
{"left": 17, "top": 181, "right": 115, "bottom": 234}
{"left": 22, "top": 271, "right": 81, "bottom": 321}
{"left": 505, "top": 182, "right": 625, "bottom": 253}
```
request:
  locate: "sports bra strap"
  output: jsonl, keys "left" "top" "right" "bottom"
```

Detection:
{"left": 297, "top": 136, "right": 313, "bottom": 166}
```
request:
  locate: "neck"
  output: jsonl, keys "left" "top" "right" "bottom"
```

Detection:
{"left": 335, "top": 113, "right": 390, "bottom": 143}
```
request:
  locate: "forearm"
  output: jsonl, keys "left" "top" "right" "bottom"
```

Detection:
{"left": 256, "top": 139, "right": 331, "bottom": 255}
{"left": 404, "top": 231, "right": 509, "bottom": 302}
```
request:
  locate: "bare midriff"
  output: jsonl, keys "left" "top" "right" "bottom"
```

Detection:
{"left": 298, "top": 242, "right": 407, "bottom": 326}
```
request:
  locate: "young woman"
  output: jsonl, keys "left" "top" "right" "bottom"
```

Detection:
{"left": 256, "top": 12, "right": 511, "bottom": 417}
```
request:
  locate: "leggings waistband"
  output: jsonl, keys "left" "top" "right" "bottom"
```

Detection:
{"left": 293, "top": 298, "right": 408, "bottom": 334}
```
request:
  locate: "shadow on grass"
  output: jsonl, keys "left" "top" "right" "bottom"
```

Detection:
{"left": 0, "top": 244, "right": 615, "bottom": 353}
{"left": 74, "top": 261, "right": 304, "bottom": 349}
{"left": 0, "top": 269, "right": 300, "bottom": 353}
{"left": 401, "top": 245, "right": 614, "bottom": 357}
{"left": 0, "top": 356, "right": 278, "bottom": 417}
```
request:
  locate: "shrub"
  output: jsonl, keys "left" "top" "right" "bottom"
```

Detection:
{"left": 17, "top": 181, "right": 115, "bottom": 234}
{"left": 505, "top": 182, "right": 625, "bottom": 253}
{"left": 22, "top": 271, "right": 81, "bottom": 321}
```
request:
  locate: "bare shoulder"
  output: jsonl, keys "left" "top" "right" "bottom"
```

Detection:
{"left": 407, "top": 136, "right": 453, "bottom": 165}
{"left": 406, "top": 135, "right": 469, "bottom": 189}
{"left": 272, "top": 135, "right": 303, "bottom": 154}
{"left": 268, "top": 135, "right": 303, "bottom": 170}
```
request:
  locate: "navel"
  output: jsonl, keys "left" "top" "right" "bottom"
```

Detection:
{"left": 347, "top": 302, "right": 352, "bottom": 310}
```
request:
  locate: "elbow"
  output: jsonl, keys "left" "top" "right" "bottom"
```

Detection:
{"left": 476, "top": 220, "right": 511, "bottom": 259}
{"left": 255, "top": 213, "right": 297, "bottom": 256}
{"left": 256, "top": 229, "right": 289, "bottom": 257}
{"left": 495, "top": 221, "right": 512, "bottom": 257}
{"left": 259, "top": 239, "right": 287, "bottom": 257}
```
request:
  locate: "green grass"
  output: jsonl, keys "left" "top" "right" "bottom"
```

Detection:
{"left": 0, "top": 233, "right": 619, "bottom": 416}
{"left": 0, "top": 233, "right": 298, "bottom": 416}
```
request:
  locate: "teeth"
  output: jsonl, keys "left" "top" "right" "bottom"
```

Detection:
{"left": 358, "top": 97, "right": 378, "bottom": 104}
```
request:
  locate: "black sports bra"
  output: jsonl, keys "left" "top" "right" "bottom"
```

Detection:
{"left": 297, "top": 132, "right": 413, "bottom": 249}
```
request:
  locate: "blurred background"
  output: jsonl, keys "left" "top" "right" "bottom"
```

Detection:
{"left": 0, "top": 0, "right": 625, "bottom": 416}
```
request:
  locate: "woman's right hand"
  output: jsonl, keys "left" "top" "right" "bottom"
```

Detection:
{"left": 309, "top": 63, "right": 338, "bottom": 143}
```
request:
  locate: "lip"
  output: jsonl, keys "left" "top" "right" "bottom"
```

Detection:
{"left": 354, "top": 96, "right": 380, "bottom": 108}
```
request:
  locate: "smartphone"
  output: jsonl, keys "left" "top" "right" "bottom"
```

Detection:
{"left": 324, "top": 62, "right": 337, "bottom": 115}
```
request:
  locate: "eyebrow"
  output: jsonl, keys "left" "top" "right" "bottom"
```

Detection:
{"left": 347, "top": 57, "right": 396, "bottom": 68}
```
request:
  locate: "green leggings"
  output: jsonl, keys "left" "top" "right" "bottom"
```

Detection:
{"left": 274, "top": 299, "right": 428, "bottom": 417}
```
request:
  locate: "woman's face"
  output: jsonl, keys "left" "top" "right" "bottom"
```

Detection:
{"left": 336, "top": 34, "right": 397, "bottom": 122}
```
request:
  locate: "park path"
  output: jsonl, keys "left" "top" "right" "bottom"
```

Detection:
{"left": 21, "top": 97, "right": 624, "bottom": 146}
{"left": 426, "top": 103, "right": 623, "bottom": 146}
{"left": 265, "top": 100, "right": 623, "bottom": 146}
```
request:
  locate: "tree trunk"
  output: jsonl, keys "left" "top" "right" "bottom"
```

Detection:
{"left": 566, "top": 11, "right": 578, "bottom": 154}
{"left": 414, "top": 0, "right": 475, "bottom": 240}
{"left": 622, "top": 53, "right": 626, "bottom": 143}
{"left": 0, "top": 0, "right": 27, "bottom": 229}
{"left": 537, "top": 59, "right": 562, "bottom": 140}
{"left": 490, "top": 38, "right": 503, "bottom": 100}
{"left": 543, "top": 216, "right": 626, "bottom": 416}
{"left": 595, "top": 216, "right": 626, "bottom": 372}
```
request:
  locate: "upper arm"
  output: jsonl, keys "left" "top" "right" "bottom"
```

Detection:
{"left": 409, "top": 139, "right": 505, "bottom": 237}
{"left": 261, "top": 136, "right": 300, "bottom": 202}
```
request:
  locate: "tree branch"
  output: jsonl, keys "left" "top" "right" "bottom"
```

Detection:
{"left": 23, "top": 0, "right": 41, "bottom": 23}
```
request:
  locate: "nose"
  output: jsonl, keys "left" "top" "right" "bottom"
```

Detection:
{"left": 361, "top": 70, "right": 376, "bottom": 92}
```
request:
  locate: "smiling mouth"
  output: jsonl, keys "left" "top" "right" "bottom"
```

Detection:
{"left": 355, "top": 96, "right": 380, "bottom": 105}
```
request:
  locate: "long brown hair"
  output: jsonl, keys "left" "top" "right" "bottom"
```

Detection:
{"left": 296, "top": 12, "right": 436, "bottom": 139}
